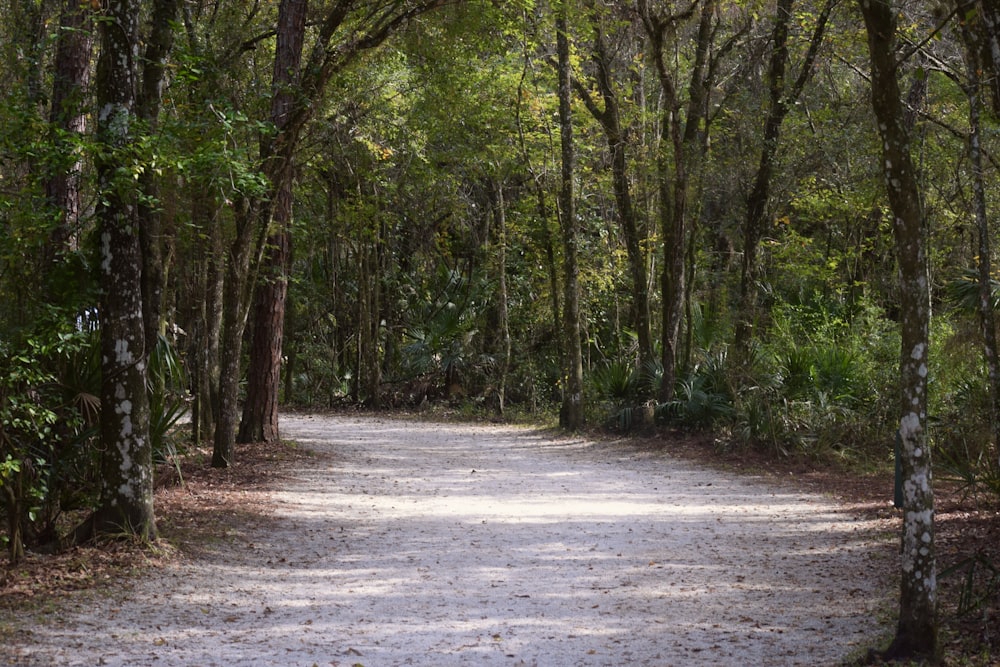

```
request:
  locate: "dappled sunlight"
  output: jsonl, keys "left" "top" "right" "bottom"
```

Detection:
{"left": 17, "top": 415, "right": 893, "bottom": 666}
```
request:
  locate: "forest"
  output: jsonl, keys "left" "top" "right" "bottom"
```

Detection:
{"left": 2, "top": 0, "right": 1000, "bottom": 661}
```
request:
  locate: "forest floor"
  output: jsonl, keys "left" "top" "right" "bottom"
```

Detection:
{"left": 0, "top": 412, "right": 996, "bottom": 666}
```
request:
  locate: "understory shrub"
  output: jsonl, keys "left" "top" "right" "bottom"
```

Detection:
{"left": 645, "top": 295, "right": 899, "bottom": 462}
{"left": 0, "top": 319, "right": 190, "bottom": 562}
{"left": 0, "top": 323, "right": 97, "bottom": 562}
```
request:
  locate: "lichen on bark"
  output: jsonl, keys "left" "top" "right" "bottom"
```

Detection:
{"left": 858, "top": 0, "right": 938, "bottom": 660}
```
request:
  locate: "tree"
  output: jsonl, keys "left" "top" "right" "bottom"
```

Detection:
{"left": 733, "top": 0, "right": 835, "bottom": 356}
{"left": 638, "top": 0, "right": 716, "bottom": 402}
{"left": 44, "top": 0, "right": 93, "bottom": 264}
{"left": 214, "top": 0, "right": 451, "bottom": 466}
{"left": 556, "top": 2, "right": 584, "bottom": 429}
{"left": 487, "top": 177, "right": 512, "bottom": 415}
{"left": 574, "top": 3, "right": 653, "bottom": 378}
{"left": 84, "top": 0, "right": 156, "bottom": 540}
{"left": 237, "top": 0, "right": 306, "bottom": 445}
{"left": 857, "top": 0, "right": 938, "bottom": 660}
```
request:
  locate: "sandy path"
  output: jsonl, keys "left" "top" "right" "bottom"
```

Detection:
{"left": 4, "top": 414, "right": 892, "bottom": 666}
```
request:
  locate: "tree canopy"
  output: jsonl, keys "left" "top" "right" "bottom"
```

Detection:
{"left": 3, "top": 0, "right": 1000, "bottom": 661}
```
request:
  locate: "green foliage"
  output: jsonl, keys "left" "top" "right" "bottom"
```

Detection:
{"left": 930, "top": 318, "right": 1000, "bottom": 505}
{"left": 929, "top": 317, "right": 1000, "bottom": 503}
{"left": 944, "top": 269, "right": 1000, "bottom": 313}
{"left": 0, "top": 317, "right": 189, "bottom": 561}
{"left": 147, "top": 334, "right": 189, "bottom": 467}
{"left": 0, "top": 321, "right": 97, "bottom": 562}
{"left": 657, "top": 374, "right": 734, "bottom": 428}
{"left": 590, "top": 358, "right": 643, "bottom": 430}
{"left": 709, "top": 295, "right": 899, "bottom": 461}
{"left": 776, "top": 343, "right": 860, "bottom": 404}
{"left": 400, "top": 266, "right": 485, "bottom": 397}
{"left": 936, "top": 437, "right": 1000, "bottom": 504}
{"left": 590, "top": 359, "right": 639, "bottom": 404}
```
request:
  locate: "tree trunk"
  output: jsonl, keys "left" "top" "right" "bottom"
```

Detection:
{"left": 237, "top": 0, "right": 306, "bottom": 444}
{"left": 88, "top": 0, "right": 155, "bottom": 539}
{"left": 858, "top": 1, "right": 938, "bottom": 660}
{"left": 735, "top": 0, "right": 833, "bottom": 356}
{"left": 640, "top": 0, "right": 715, "bottom": 402}
{"left": 962, "top": 2, "right": 1000, "bottom": 467}
{"left": 581, "top": 11, "right": 652, "bottom": 376}
{"left": 188, "top": 190, "right": 224, "bottom": 445}
{"left": 489, "top": 179, "right": 511, "bottom": 416}
{"left": 557, "top": 7, "right": 584, "bottom": 430}
{"left": 4, "top": 475, "right": 24, "bottom": 563}
{"left": 212, "top": 206, "right": 262, "bottom": 468}
{"left": 359, "top": 232, "right": 383, "bottom": 407}
{"left": 44, "top": 0, "right": 93, "bottom": 262}
{"left": 136, "top": 0, "right": 179, "bottom": 358}
{"left": 975, "top": 0, "right": 1000, "bottom": 114}
{"left": 239, "top": 209, "right": 291, "bottom": 443}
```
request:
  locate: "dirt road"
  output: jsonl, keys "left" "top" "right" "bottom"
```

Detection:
{"left": 3, "top": 414, "right": 893, "bottom": 666}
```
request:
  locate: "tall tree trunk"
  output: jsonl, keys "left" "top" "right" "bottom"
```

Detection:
{"left": 734, "top": 0, "right": 833, "bottom": 356}
{"left": 136, "top": 0, "right": 179, "bottom": 358}
{"left": 239, "top": 199, "right": 292, "bottom": 443}
{"left": 238, "top": 0, "right": 306, "bottom": 444}
{"left": 962, "top": 2, "right": 1000, "bottom": 466}
{"left": 237, "top": 0, "right": 309, "bottom": 442}
{"left": 189, "top": 192, "right": 224, "bottom": 445}
{"left": 557, "top": 6, "right": 584, "bottom": 430}
{"left": 212, "top": 205, "right": 264, "bottom": 467}
{"left": 362, "top": 232, "right": 383, "bottom": 407}
{"left": 44, "top": 0, "right": 93, "bottom": 263}
{"left": 640, "top": 0, "right": 714, "bottom": 402}
{"left": 488, "top": 179, "right": 511, "bottom": 416}
{"left": 858, "top": 1, "right": 938, "bottom": 660}
{"left": 87, "top": 0, "right": 155, "bottom": 540}
{"left": 579, "top": 9, "right": 652, "bottom": 376}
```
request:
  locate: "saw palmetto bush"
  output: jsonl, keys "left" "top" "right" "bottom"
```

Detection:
{"left": 0, "top": 323, "right": 96, "bottom": 562}
{"left": 713, "top": 297, "right": 899, "bottom": 461}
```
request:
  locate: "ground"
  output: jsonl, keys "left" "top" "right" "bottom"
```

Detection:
{"left": 0, "top": 411, "right": 997, "bottom": 665}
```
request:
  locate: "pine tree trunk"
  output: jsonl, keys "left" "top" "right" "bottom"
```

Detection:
{"left": 44, "top": 0, "right": 92, "bottom": 262}
{"left": 239, "top": 221, "right": 291, "bottom": 444}
{"left": 858, "top": 1, "right": 938, "bottom": 660}
{"left": 237, "top": 0, "right": 305, "bottom": 443}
